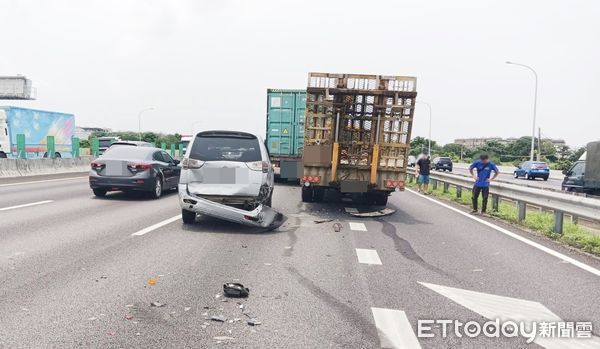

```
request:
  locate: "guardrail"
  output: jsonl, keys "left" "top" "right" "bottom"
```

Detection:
{"left": 408, "top": 171, "right": 600, "bottom": 234}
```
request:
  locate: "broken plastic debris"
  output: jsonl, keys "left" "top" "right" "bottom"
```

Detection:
{"left": 148, "top": 278, "right": 157, "bottom": 286}
{"left": 223, "top": 283, "right": 250, "bottom": 298}
{"left": 150, "top": 301, "right": 166, "bottom": 307}
{"left": 100, "top": 275, "right": 108, "bottom": 279}
{"left": 214, "top": 336, "right": 235, "bottom": 341}
{"left": 184, "top": 307, "right": 191, "bottom": 312}
{"left": 333, "top": 223, "right": 342, "bottom": 232}
{"left": 314, "top": 219, "right": 334, "bottom": 224}
{"left": 211, "top": 315, "right": 226, "bottom": 322}
{"left": 349, "top": 208, "right": 395, "bottom": 217}
{"left": 247, "top": 319, "right": 262, "bottom": 326}
{"left": 125, "top": 314, "right": 134, "bottom": 320}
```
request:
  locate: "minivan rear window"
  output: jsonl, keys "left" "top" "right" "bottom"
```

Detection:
{"left": 190, "top": 134, "right": 261, "bottom": 162}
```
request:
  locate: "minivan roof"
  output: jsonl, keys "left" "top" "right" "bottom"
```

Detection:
{"left": 196, "top": 130, "right": 257, "bottom": 139}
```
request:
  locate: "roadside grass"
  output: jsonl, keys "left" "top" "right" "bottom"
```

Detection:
{"left": 408, "top": 180, "right": 600, "bottom": 257}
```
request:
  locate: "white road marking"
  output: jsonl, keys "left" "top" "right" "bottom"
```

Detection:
{"left": 420, "top": 282, "right": 600, "bottom": 349}
{"left": 355, "top": 249, "right": 382, "bottom": 265}
{"left": 131, "top": 215, "right": 182, "bottom": 236}
{"left": 371, "top": 307, "right": 422, "bottom": 349}
{"left": 0, "top": 176, "right": 88, "bottom": 187}
{"left": 407, "top": 189, "right": 600, "bottom": 277}
{"left": 349, "top": 222, "right": 367, "bottom": 231}
{"left": 345, "top": 207, "right": 358, "bottom": 213}
{"left": 0, "top": 200, "right": 54, "bottom": 212}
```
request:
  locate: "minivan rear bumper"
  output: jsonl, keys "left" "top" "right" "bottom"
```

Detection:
{"left": 178, "top": 184, "right": 279, "bottom": 228}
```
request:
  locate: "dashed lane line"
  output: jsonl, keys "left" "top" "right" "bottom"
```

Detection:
{"left": 0, "top": 176, "right": 88, "bottom": 188}
{"left": 349, "top": 222, "right": 367, "bottom": 231}
{"left": 371, "top": 307, "right": 422, "bottom": 349}
{"left": 406, "top": 189, "right": 600, "bottom": 277}
{"left": 131, "top": 215, "right": 182, "bottom": 236}
{"left": 355, "top": 248, "right": 382, "bottom": 265}
{"left": 0, "top": 200, "right": 54, "bottom": 212}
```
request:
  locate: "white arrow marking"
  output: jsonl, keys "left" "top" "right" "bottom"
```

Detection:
{"left": 371, "top": 307, "right": 421, "bottom": 349}
{"left": 420, "top": 282, "right": 600, "bottom": 349}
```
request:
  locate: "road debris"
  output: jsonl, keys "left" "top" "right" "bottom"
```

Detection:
{"left": 125, "top": 314, "right": 134, "bottom": 320}
{"left": 223, "top": 283, "right": 250, "bottom": 298}
{"left": 214, "top": 336, "right": 235, "bottom": 341}
{"left": 349, "top": 208, "right": 395, "bottom": 217}
{"left": 314, "top": 218, "right": 334, "bottom": 224}
{"left": 150, "top": 301, "right": 166, "bottom": 307}
{"left": 333, "top": 223, "right": 342, "bottom": 232}
{"left": 148, "top": 278, "right": 157, "bottom": 286}
{"left": 184, "top": 307, "right": 191, "bottom": 312}
{"left": 211, "top": 315, "right": 227, "bottom": 322}
{"left": 247, "top": 319, "right": 262, "bottom": 326}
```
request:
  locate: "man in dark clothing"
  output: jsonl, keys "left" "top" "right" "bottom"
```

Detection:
{"left": 469, "top": 154, "right": 499, "bottom": 214}
{"left": 415, "top": 155, "right": 432, "bottom": 194}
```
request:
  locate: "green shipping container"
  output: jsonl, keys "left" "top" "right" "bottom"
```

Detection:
{"left": 266, "top": 89, "right": 306, "bottom": 158}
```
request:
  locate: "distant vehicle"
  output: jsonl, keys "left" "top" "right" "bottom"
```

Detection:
{"left": 266, "top": 89, "right": 306, "bottom": 180}
{"left": 433, "top": 157, "right": 453, "bottom": 172}
{"left": 181, "top": 134, "right": 193, "bottom": 153}
{"left": 407, "top": 155, "right": 416, "bottom": 167}
{"left": 562, "top": 141, "right": 600, "bottom": 195}
{"left": 178, "top": 130, "right": 274, "bottom": 226}
{"left": 0, "top": 106, "right": 75, "bottom": 158}
{"left": 109, "top": 140, "right": 153, "bottom": 147}
{"left": 513, "top": 161, "right": 550, "bottom": 181}
{"left": 98, "top": 136, "right": 120, "bottom": 154}
{"left": 89, "top": 146, "right": 181, "bottom": 198}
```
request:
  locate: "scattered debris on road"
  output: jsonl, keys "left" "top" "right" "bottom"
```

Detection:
{"left": 333, "top": 223, "right": 342, "bottom": 232}
{"left": 214, "top": 336, "right": 235, "bottom": 341}
{"left": 147, "top": 278, "right": 157, "bottom": 286}
{"left": 150, "top": 301, "right": 166, "bottom": 307}
{"left": 247, "top": 319, "right": 262, "bottom": 326}
{"left": 211, "top": 315, "right": 227, "bottom": 322}
{"left": 223, "top": 283, "right": 250, "bottom": 298}
{"left": 349, "top": 208, "right": 395, "bottom": 217}
{"left": 314, "top": 218, "right": 334, "bottom": 224}
{"left": 125, "top": 314, "right": 134, "bottom": 320}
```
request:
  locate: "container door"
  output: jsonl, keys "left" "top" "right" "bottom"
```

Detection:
{"left": 267, "top": 92, "right": 295, "bottom": 157}
{"left": 294, "top": 92, "right": 306, "bottom": 158}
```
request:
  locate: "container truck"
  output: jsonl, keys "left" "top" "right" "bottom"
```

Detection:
{"left": 265, "top": 89, "right": 306, "bottom": 180}
{"left": 562, "top": 141, "right": 600, "bottom": 195}
{"left": 0, "top": 106, "right": 75, "bottom": 158}
{"left": 300, "top": 73, "right": 417, "bottom": 205}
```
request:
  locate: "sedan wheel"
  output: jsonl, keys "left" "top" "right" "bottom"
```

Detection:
{"left": 150, "top": 176, "right": 162, "bottom": 199}
{"left": 514, "top": 172, "right": 519, "bottom": 178}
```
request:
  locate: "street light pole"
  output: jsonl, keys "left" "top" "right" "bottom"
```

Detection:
{"left": 506, "top": 61, "right": 538, "bottom": 161}
{"left": 138, "top": 107, "right": 155, "bottom": 141}
{"left": 417, "top": 101, "right": 432, "bottom": 156}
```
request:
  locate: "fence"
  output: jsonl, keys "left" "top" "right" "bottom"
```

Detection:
{"left": 408, "top": 172, "right": 600, "bottom": 234}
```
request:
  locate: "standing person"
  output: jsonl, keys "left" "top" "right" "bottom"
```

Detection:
{"left": 469, "top": 154, "right": 499, "bottom": 214}
{"left": 415, "top": 154, "right": 432, "bottom": 194}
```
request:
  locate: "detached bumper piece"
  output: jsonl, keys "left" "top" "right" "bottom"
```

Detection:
{"left": 180, "top": 185, "right": 286, "bottom": 230}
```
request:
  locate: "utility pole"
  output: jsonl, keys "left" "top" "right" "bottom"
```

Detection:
{"left": 537, "top": 127, "right": 542, "bottom": 161}
{"left": 505, "top": 61, "right": 538, "bottom": 161}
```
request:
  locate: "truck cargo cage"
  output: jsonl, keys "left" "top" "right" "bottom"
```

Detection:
{"left": 305, "top": 73, "right": 417, "bottom": 171}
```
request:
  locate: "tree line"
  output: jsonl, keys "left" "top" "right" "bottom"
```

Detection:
{"left": 409, "top": 136, "right": 586, "bottom": 171}
{"left": 80, "top": 131, "right": 182, "bottom": 148}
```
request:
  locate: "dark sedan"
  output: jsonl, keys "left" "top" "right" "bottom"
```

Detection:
{"left": 89, "top": 146, "right": 181, "bottom": 198}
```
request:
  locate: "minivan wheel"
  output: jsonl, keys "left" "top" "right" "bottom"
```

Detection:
{"left": 150, "top": 176, "right": 163, "bottom": 199}
{"left": 181, "top": 209, "right": 196, "bottom": 224}
{"left": 514, "top": 172, "right": 519, "bottom": 178}
{"left": 93, "top": 188, "right": 107, "bottom": 197}
{"left": 264, "top": 192, "right": 273, "bottom": 207}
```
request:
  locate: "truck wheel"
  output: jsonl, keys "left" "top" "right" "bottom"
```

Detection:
{"left": 55, "top": 152, "right": 61, "bottom": 158}
{"left": 301, "top": 187, "right": 313, "bottom": 202}
{"left": 313, "top": 188, "right": 325, "bottom": 202}
{"left": 93, "top": 188, "right": 107, "bottom": 197}
{"left": 375, "top": 193, "right": 388, "bottom": 206}
{"left": 0, "top": 151, "right": 6, "bottom": 158}
{"left": 181, "top": 209, "right": 196, "bottom": 224}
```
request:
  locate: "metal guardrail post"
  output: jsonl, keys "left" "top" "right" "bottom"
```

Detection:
{"left": 491, "top": 194, "right": 500, "bottom": 212}
{"left": 571, "top": 216, "right": 578, "bottom": 225}
{"left": 432, "top": 179, "right": 438, "bottom": 190}
{"left": 554, "top": 210, "right": 564, "bottom": 234}
{"left": 517, "top": 201, "right": 527, "bottom": 221}
{"left": 456, "top": 186, "right": 462, "bottom": 198}
{"left": 443, "top": 182, "right": 449, "bottom": 193}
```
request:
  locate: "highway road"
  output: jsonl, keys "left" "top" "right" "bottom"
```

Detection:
{"left": 1, "top": 174, "right": 599, "bottom": 348}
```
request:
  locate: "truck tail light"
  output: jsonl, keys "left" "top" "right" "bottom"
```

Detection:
{"left": 385, "top": 180, "right": 405, "bottom": 189}
{"left": 127, "top": 163, "right": 152, "bottom": 172}
{"left": 182, "top": 158, "right": 204, "bottom": 169}
{"left": 301, "top": 175, "right": 320, "bottom": 183}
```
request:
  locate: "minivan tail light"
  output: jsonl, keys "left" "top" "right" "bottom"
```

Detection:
{"left": 182, "top": 158, "right": 204, "bottom": 169}
{"left": 246, "top": 161, "right": 269, "bottom": 173}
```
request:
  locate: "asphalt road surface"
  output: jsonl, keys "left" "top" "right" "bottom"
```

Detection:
{"left": 1, "top": 174, "right": 599, "bottom": 348}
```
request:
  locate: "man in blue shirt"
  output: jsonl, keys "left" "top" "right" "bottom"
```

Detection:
{"left": 469, "top": 154, "right": 499, "bottom": 214}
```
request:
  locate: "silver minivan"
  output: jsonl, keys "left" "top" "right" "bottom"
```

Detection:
{"left": 178, "top": 130, "right": 275, "bottom": 227}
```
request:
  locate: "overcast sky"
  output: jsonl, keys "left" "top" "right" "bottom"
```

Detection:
{"left": 2, "top": 0, "right": 598, "bottom": 147}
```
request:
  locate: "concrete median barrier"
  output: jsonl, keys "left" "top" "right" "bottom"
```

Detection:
{"left": 0, "top": 156, "right": 92, "bottom": 177}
